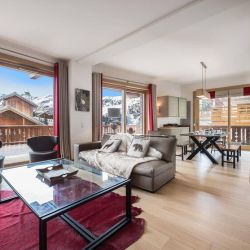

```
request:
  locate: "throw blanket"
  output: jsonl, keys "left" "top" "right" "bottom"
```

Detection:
{"left": 79, "top": 150, "right": 157, "bottom": 178}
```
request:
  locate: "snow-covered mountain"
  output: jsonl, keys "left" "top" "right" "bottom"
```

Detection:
{"left": 33, "top": 95, "right": 53, "bottom": 116}
{"left": 0, "top": 92, "right": 54, "bottom": 116}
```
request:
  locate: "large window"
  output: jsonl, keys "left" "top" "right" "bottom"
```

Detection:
{"left": 197, "top": 88, "right": 250, "bottom": 149}
{"left": 102, "top": 87, "right": 145, "bottom": 135}
{"left": 0, "top": 65, "right": 54, "bottom": 164}
{"left": 199, "top": 97, "right": 228, "bottom": 128}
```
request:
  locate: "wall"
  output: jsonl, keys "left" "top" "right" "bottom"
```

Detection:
{"left": 156, "top": 80, "right": 182, "bottom": 127}
{"left": 68, "top": 61, "right": 92, "bottom": 155}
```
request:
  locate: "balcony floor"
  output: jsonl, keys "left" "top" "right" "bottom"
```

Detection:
{"left": 0, "top": 144, "right": 30, "bottom": 165}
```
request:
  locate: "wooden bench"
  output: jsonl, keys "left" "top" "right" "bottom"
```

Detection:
{"left": 221, "top": 144, "right": 241, "bottom": 168}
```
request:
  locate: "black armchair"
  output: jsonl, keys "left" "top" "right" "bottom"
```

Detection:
{"left": 27, "top": 136, "right": 59, "bottom": 163}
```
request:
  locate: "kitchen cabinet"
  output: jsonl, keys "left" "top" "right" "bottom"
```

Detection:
{"left": 157, "top": 96, "right": 187, "bottom": 118}
{"left": 178, "top": 98, "right": 187, "bottom": 118}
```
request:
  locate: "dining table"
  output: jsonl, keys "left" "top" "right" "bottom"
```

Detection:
{"left": 180, "top": 132, "right": 227, "bottom": 164}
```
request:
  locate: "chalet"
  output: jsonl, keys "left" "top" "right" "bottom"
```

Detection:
{"left": 0, "top": 92, "right": 43, "bottom": 125}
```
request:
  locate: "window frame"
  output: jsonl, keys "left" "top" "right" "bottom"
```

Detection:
{"left": 102, "top": 79, "right": 148, "bottom": 135}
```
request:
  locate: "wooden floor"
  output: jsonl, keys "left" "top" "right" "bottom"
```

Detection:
{"left": 1, "top": 152, "right": 249, "bottom": 249}
{"left": 128, "top": 151, "right": 250, "bottom": 250}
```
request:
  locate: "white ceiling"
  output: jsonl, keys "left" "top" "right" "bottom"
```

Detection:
{"left": 100, "top": 0, "right": 250, "bottom": 84}
{"left": 0, "top": 0, "right": 250, "bottom": 84}
{"left": 0, "top": 0, "right": 192, "bottom": 59}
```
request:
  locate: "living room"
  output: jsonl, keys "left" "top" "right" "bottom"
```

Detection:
{"left": 0, "top": 0, "right": 250, "bottom": 249}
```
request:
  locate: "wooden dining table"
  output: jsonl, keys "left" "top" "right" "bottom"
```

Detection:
{"left": 180, "top": 132, "right": 227, "bottom": 164}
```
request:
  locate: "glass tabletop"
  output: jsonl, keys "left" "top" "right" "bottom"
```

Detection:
{"left": 1, "top": 158, "right": 127, "bottom": 218}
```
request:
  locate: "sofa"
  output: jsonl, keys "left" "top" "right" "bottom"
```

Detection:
{"left": 74, "top": 134, "right": 176, "bottom": 192}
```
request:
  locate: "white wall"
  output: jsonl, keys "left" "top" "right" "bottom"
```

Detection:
{"left": 68, "top": 61, "right": 92, "bottom": 155}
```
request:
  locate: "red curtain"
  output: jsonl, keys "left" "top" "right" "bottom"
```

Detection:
{"left": 54, "top": 63, "right": 60, "bottom": 156}
{"left": 148, "top": 84, "right": 154, "bottom": 131}
{"left": 209, "top": 91, "right": 215, "bottom": 99}
{"left": 243, "top": 87, "right": 250, "bottom": 96}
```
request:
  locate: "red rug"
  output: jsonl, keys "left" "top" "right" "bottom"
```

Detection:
{"left": 0, "top": 190, "right": 144, "bottom": 250}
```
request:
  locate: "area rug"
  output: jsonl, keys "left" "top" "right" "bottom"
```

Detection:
{"left": 0, "top": 190, "right": 145, "bottom": 250}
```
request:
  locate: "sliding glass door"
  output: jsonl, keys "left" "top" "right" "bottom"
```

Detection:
{"left": 126, "top": 92, "right": 144, "bottom": 134}
{"left": 197, "top": 92, "right": 250, "bottom": 149}
{"left": 199, "top": 97, "right": 228, "bottom": 131}
{"left": 230, "top": 95, "right": 250, "bottom": 145}
{"left": 102, "top": 87, "right": 145, "bottom": 135}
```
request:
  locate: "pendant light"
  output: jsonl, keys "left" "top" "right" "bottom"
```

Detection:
{"left": 196, "top": 62, "right": 209, "bottom": 99}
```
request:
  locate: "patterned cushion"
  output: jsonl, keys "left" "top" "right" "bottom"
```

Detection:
{"left": 127, "top": 138, "right": 150, "bottom": 158}
{"left": 99, "top": 139, "right": 121, "bottom": 153}
{"left": 110, "top": 133, "right": 133, "bottom": 152}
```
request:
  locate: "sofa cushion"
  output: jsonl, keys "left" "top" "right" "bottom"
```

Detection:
{"left": 105, "top": 133, "right": 133, "bottom": 152}
{"left": 99, "top": 139, "right": 121, "bottom": 153}
{"left": 127, "top": 138, "right": 150, "bottom": 158}
{"left": 149, "top": 136, "right": 176, "bottom": 162}
{"left": 132, "top": 160, "right": 174, "bottom": 177}
{"left": 147, "top": 146, "right": 162, "bottom": 159}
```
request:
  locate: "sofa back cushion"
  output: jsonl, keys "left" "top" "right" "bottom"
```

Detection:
{"left": 149, "top": 136, "right": 176, "bottom": 162}
{"left": 127, "top": 138, "right": 150, "bottom": 158}
{"left": 99, "top": 139, "right": 122, "bottom": 153}
{"left": 101, "top": 133, "right": 133, "bottom": 152}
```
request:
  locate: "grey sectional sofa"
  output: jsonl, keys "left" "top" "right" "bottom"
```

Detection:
{"left": 74, "top": 135, "right": 176, "bottom": 192}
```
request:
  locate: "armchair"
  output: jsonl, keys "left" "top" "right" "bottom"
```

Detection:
{"left": 27, "top": 136, "right": 59, "bottom": 163}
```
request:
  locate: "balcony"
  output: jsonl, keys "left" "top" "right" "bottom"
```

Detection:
{"left": 101, "top": 124, "right": 142, "bottom": 135}
{"left": 0, "top": 125, "right": 53, "bottom": 165}
{"left": 199, "top": 125, "right": 250, "bottom": 150}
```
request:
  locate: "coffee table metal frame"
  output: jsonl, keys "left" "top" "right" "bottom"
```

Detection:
{"left": 0, "top": 162, "right": 132, "bottom": 250}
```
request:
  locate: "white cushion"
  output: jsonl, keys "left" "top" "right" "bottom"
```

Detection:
{"left": 99, "top": 139, "right": 121, "bottom": 153}
{"left": 127, "top": 138, "right": 150, "bottom": 158}
{"left": 147, "top": 146, "right": 162, "bottom": 159}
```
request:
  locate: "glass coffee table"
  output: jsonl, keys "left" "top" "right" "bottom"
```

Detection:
{"left": 0, "top": 158, "right": 131, "bottom": 250}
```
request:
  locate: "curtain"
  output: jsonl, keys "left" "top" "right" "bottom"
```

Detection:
{"left": 54, "top": 61, "right": 71, "bottom": 159}
{"left": 92, "top": 72, "right": 103, "bottom": 141}
{"left": 148, "top": 84, "right": 157, "bottom": 131}
{"left": 53, "top": 63, "right": 60, "bottom": 156}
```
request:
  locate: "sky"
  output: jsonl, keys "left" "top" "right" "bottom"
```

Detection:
{"left": 103, "top": 88, "right": 121, "bottom": 97}
{"left": 0, "top": 66, "right": 53, "bottom": 97}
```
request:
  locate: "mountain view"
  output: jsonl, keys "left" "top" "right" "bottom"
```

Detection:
{"left": 0, "top": 92, "right": 54, "bottom": 124}
{"left": 102, "top": 95, "right": 142, "bottom": 125}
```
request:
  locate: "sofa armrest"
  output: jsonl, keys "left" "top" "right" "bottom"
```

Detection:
{"left": 74, "top": 141, "right": 102, "bottom": 161}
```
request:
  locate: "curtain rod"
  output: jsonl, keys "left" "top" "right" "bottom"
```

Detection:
{"left": 0, "top": 47, "right": 54, "bottom": 65}
{"left": 103, "top": 75, "right": 149, "bottom": 86}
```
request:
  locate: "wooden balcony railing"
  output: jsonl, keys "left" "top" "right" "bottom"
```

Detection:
{"left": 0, "top": 125, "right": 53, "bottom": 145}
{"left": 231, "top": 126, "right": 250, "bottom": 145}
{"left": 199, "top": 125, "right": 250, "bottom": 145}
{"left": 101, "top": 124, "right": 141, "bottom": 135}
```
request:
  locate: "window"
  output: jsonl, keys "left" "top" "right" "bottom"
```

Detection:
{"left": 0, "top": 64, "right": 54, "bottom": 165}
{"left": 102, "top": 86, "right": 145, "bottom": 135}
{"left": 231, "top": 95, "right": 250, "bottom": 144}
{"left": 199, "top": 97, "right": 228, "bottom": 129}
{"left": 126, "top": 92, "right": 144, "bottom": 134}
{"left": 196, "top": 87, "right": 250, "bottom": 150}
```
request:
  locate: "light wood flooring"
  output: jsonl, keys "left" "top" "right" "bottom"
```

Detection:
{"left": 1, "top": 152, "right": 249, "bottom": 250}
{"left": 128, "top": 151, "right": 250, "bottom": 250}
